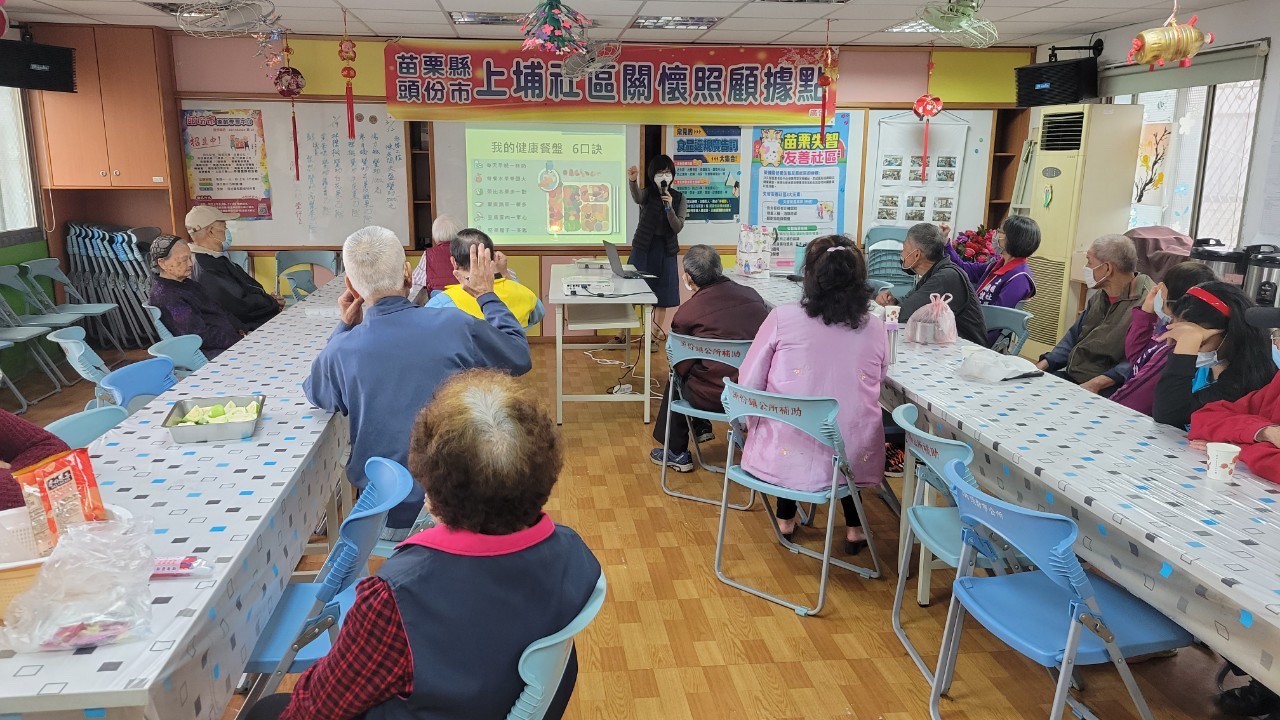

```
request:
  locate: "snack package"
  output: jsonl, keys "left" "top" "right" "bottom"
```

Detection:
{"left": 15, "top": 449, "right": 106, "bottom": 556}
{"left": 3, "top": 519, "right": 154, "bottom": 652}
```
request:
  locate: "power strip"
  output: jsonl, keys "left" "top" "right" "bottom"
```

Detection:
{"left": 607, "top": 383, "right": 633, "bottom": 395}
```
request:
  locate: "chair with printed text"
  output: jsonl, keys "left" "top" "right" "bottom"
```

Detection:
{"left": 715, "top": 380, "right": 882, "bottom": 616}
{"left": 929, "top": 459, "right": 1192, "bottom": 720}
{"left": 506, "top": 572, "right": 607, "bottom": 720}
{"left": 240, "top": 457, "right": 414, "bottom": 716}
{"left": 45, "top": 405, "right": 129, "bottom": 449}
{"left": 100, "top": 357, "right": 178, "bottom": 414}
{"left": 982, "top": 305, "right": 1033, "bottom": 355}
{"left": 275, "top": 251, "right": 340, "bottom": 303}
{"left": 660, "top": 334, "right": 756, "bottom": 509}
{"left": 148, "top": 335, "right": 208, "bottom": 378}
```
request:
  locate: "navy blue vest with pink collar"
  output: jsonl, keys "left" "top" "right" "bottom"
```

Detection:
{"left": 366, "top": 514, "right": 601, "bottom": 720}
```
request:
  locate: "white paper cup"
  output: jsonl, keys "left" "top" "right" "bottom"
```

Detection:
{"left": 1206, "top": 442, "right": 1242, "bottom": 481}
{"left": 884, "top": 306, "right": 901, "bottom": 324}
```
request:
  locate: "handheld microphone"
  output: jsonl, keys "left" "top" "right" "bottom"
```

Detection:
{"left": 660, "top": 180, "right": 669, "bottom": 193}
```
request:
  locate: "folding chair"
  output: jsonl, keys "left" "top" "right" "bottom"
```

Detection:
{"left": 715, "top": 380, "right": 882, "bottom": 616}
{"left": 143, "top": 304, "right": 175, "bottom": 341}
{"left": 240, "top": 457, "right": 414, "bottom": 715}
{"left": 890, "top": 404, "right": 984, "bottom": 682}
{"left": 0, "top": 314, "right": 68, "bottom": 406}
{"left": 982, "top": 305, "right": 1033, "bottom": 355}
{"left": 148, "top": 335, "right": 207, "bottom": 378}
{"left": 275, "top": 250, "right": 339, "bottom": 302}
{"left": 20, "top": 258, "right": 127, "bottom": 365}
{"left": 370, "top": 506, "right": 436, "bottom": 559}
{"left": 865, "top": 226, "right": 908, "bottom": 246}
{"left": 45, "top": 405, "right": 129, "bottom": 449}
{"left": 660, "top": 334, "right": 756, "bottom": 509}
{"left": 930, "top": 460, "right": 1192, "bottom": 720}
{"left": 227, "top": 250, "right": 251, "bottom": 274}
{"left": 47, "top": 326, "right": 112, "bottom": 408}
{"left": 0, "top": 341, "right": 32, "bottom": 413}
{"left": 507, "top": 572, "right": 608, "bottom": 720}
{"left": 100, "top": 357, "right": 177, "bottom": 414}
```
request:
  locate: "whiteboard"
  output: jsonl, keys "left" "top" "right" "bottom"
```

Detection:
{"left": 180, "top": 100, "right": 410, "bottom": 248}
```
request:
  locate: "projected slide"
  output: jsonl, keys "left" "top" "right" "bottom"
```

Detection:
{"left": 465, "top": 124, "right": 627, "bottom": 245}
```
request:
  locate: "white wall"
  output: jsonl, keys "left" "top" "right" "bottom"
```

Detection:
{"left": 1038, "top": 0, "right": 1276, "bottom": 247}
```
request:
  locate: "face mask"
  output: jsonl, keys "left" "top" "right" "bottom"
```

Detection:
{"left": 901, "top": 252, "right": 917, "bottom": 276}
{"left": 654, "top": 173, "right": 673, "bottom": 188}
{"left": 221, "top": 236, "right": 233, "bottom": 253}
{"left": 1082, "top": 264, "right": 1099, "bottom": 288}
{"left": 1153, "top": 290, "right": 1170, "bottom": 323}
{"left": 1195, "top": 350, "right": 1219, "bottom": 369}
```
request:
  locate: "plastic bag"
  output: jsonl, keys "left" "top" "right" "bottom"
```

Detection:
{"left": 958, "top": 348, "right": 1041, "bottom": 384}
{"left": 904, "top": 293, "right": 958, "bottom": 344}
{"left": 3, "top": 518, "right": 154, "bottom": 652}
{"left": 736, "top": 225, "right": 773, "bottom": 277}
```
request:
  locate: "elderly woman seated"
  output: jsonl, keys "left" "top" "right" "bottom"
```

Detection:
{"left": 147, "top": 234, "right": 246, "bottom": 359}
{"left": 247, "top": 369, "right": 602, "bottom": 720}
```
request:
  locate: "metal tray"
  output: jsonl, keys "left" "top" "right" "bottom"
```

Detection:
{"left": 161, "top": 395, "right": 267, "bottom": 444}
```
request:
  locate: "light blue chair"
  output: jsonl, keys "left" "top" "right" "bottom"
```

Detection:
{"left": 369, "top": 506, "right": 436, "bottom": 559}
{"left": 276, "top": 250, "right": 339, "bottom": 302}
{"left": 660, "top": 334, "right": 756, "bottom": 509}
{"left": 930, "top": 459, "right": 1193, "bottom": 720}
{"left": 45, "top": 405, "right": 128, "bottom": 449}
{"left": 100, "top": 357, "right": 177, "bottom": 414}
{"left": 865, "top": 226, "right": 908, "bottom": 246}
{"left": 46, "top": 326, "right": 109, "bottom": 408}
{"left": 982, "top": 305, "right": 1033, "bottom": 355}
{"left": 19, "top": 258, "right": 126, "bottom": 365}
{"left": 0, "top": 340, "right": 31, "bottom": 413}
{"left": 890, "top": 404, "right": 978, "bottom": 682}
{"left": 143, "top": 304, "right": 175, "bottom": 341}
{"left": 715, "top": 380, "right": 882, "bottom": 616}
{"left": 241, "top": 457, "right": 414, "bottom": 712}
{"left": 227, "top": 250, "right": 251, "bottom": 275}
{"left": 506, "top": 572, "right": 607, "bottom": 720}
{"left": 148, "top": 335, "right": 207, "bottom": 378}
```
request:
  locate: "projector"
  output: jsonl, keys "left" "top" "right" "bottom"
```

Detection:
{"left": 563, "top": 275, "right": 614, "bottom": 297}
{"left": 575, "top": 258, "right": 609, "bottom": 270}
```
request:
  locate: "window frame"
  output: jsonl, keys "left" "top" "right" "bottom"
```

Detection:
{"left": 0, "top": 88, "right": 45, "bottom": 249}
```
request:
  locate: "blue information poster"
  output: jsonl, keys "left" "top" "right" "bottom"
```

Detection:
{"left": 672, "top": 126, "right": 742, "bottom": 222}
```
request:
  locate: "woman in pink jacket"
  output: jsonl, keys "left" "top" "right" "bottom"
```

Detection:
{"left": 737, "top": 235, "right": 888, "bottom": 554}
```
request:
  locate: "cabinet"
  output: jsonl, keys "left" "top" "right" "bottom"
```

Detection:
{"left": 407, "top": 121, "right": 437, "bottom": 250}
{"left": 985, "top": 108, "right": 1031, "bottom": 228}
{"left": 29, "top": 25, "right": 181, "bottom": 190}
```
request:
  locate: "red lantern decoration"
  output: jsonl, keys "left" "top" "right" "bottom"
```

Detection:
{"left": 817, "top": 22, "right": 838, "bottom": 144}
{"left": 914, "top": 47, "right": 945, "bottom": 181}
{"left": 273, "top": 40, "right": 304, "bottom": 181}
{"left": 338, "top": 12, "right": 357, "bottom": 139}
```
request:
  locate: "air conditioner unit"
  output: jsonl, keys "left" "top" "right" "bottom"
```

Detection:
{"left": 1019, "top": 103, "right": 1143, "bottom": 359}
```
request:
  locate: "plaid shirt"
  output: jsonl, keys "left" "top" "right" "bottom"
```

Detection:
{"left": 279, "top": 576, "right": 413, "bottom": 720}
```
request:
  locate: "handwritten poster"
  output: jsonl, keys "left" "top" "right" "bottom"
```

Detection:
{"left": 673, "top": 126, "right": 742, "bottom": 222}
{"left": 182, "top": 109, "right": 272, "bottom": 219}
{"left": 301, "top": 122, "right": 403, "bottom": 234}
{"left": 749, "top": 112, "right": 850, "bottom": 269}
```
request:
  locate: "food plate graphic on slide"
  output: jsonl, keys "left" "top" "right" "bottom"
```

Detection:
{"left": 547, "top": 183, "right": 612, "bottom": 234}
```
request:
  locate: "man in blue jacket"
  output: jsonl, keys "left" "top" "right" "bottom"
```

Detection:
{"left": 305, "top": 226, "right": 532, "bottom": 539}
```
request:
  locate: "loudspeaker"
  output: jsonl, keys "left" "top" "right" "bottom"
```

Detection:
{"left": 0, "top": 39, "right": 76, "bottom": 93}
{"left": 1015, "top": 57, "right": 1098, "bottom": 108}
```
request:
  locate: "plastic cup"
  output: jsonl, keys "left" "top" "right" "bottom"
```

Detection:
{"left": 884, "top": 306, "right": 901, "bottom": 324}
{"left": 1206, "top": 442, "right": 1242, "bottom": 481}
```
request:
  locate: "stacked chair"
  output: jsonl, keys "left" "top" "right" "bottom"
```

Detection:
{"left": 63, "top": 222, "right": 162, "bottom": 348}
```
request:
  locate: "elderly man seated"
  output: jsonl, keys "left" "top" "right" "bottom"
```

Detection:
{"left": 875, "top": 223, "right": 988, "bottom": 346}
{"left": 649, "top": 245, "right": 770, "bottom": 472}
{"left": 305, "top": 226, "right": 532, "bottom": 539}
{"left": 1036, "top": 234, "right": 1154, "bottom": 394}
{"left": 425, "top": 228, "right": 545, "bottom": 327}
{"left": 185, "top": 206, "right": 282, "bottom": 330}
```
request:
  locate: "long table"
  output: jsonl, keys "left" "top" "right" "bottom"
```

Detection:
{"left": 0, "top": 279, "right": 349, "bottom": 719}
{"left": 735, "top": 270, "right": 1280, "bottom": 687}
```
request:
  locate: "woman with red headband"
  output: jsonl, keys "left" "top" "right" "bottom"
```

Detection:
{"left": 1152, "top": 281, "right": 1276, "bottom": 429}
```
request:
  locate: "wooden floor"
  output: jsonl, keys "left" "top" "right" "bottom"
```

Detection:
{"left": 9, "top": 342, "right": 1230, "bottom": 719}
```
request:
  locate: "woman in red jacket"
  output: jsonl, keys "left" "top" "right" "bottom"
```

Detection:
{"left": 0, "top": 409, "right": 70, "bottom": 511}
{"left": 1188, "top": 307, "right": 1280, "bottom": 483}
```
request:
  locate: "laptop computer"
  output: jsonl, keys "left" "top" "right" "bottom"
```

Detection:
{"left": 603, "top": 241, "right": 656, "bottom": 280}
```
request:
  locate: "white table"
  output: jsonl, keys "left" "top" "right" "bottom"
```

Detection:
{"left": 547, "top": 263, "right": 657, "bottom": 425}
{"left": 883, "top": 340, "right": 1280, "bottom": 691}
{"left": 0, "top": 280, "right": 349, "bottom": 719}
{"left": 734, "top": 273, "right": 802, "bottom": 309}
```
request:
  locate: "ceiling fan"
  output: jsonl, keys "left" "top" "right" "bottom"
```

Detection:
{"left": 918, "top": 0, "right": 999, "bottom": 49}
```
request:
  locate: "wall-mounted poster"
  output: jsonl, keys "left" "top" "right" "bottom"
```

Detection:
{"left": 182, "top": 109, "right": 272, "bottom": 219}
{"left": 672, "top": 126, "right": 742, "bottom": 222}
{"left": 748, "top": 112, "right": 851, "bottom": 269}
{"left": 869, "top": 114, "right": 969, "bottom": 232}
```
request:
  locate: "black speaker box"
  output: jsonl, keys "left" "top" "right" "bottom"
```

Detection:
{"left": 0, "top": 39, "right": 76, "bottom": 93}
{"left": 1016, "top": 56, "right": 1098, "bottom": 107}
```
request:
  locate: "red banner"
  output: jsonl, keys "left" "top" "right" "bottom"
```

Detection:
{"left": 384, "top": 41, "right": 836, "bottom": 125}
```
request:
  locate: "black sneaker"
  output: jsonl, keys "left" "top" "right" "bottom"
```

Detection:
{"left": 695, "top": 429, "right": 715, "bottom": 444}
{"left": 650, "top": 448, "right": 694, "bottom": 473}
{"left": 1218, "top": 680, "right": 1280, "bottom": 717}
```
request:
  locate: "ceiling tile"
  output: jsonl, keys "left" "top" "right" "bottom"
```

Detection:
{"left": 1, "top": 0, "right": 59, "bottom": 9}
{"left": 713, "top": 16, "right": 810, "bottom": 32}
{"left": 980, "top": 6, "right": 1051, "bottom": 21}
{"left": 365, "top": 23, "right": 457, "bottom": 38}
{"left": 40, "top": 0, "right": 167, "bottom": 15}
{"left": 697, "top": 28, "right": 789, "bottom": 43}
{"left": 1001, "top": 6, "right": 1140, "bottom": 22}
{"left": 1054, "top": 0, "right": 1156, "bottom": 6}
{"left": 348, "top": 8, "right": 449, "bottom": 24}
{"left": 620, "top": 27, "right": 716, "bottom": 41}
{"left": 94, "top": 13, "right": 176, "bottom": 26}
{"left": 637, "top": 1, "right": 745, "bottom": 18}
{"left": 826, "top": 3, "right": 916, "bottom": 20}
{"left": 847, "top": 31, "right": 923, "bottom": 45}
{"left": 1099, "top": 8, "right": 1173, "bottom": 24}
{"left": 5, "top": 10, "right": 96, "bottom": 21}
{"left": 799, "top": 17, "right": 894, "bottom": 32}
{"left": 587, "top": 15, "right": 639, "bottom": 28}
{"left": 437, "top": 0, "right": 641, "bottom": 12}
{"left": 452, "top": 24, "right": 530, "bottom": 39}
{"left": 777, "top": 29, "right": 862, "bottom": 45}
{"left": 729, "top": 2, "right": 841, "bottom": 19}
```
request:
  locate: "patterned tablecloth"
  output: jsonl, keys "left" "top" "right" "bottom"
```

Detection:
{"left": 733, "top": 273, "right": 802, "bottom": 309}
{"left": 882, "top": 339, "right": 1280, "bottom": 690}
{"left": 0, "top": 280, "right": 349, "bottom": 719}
